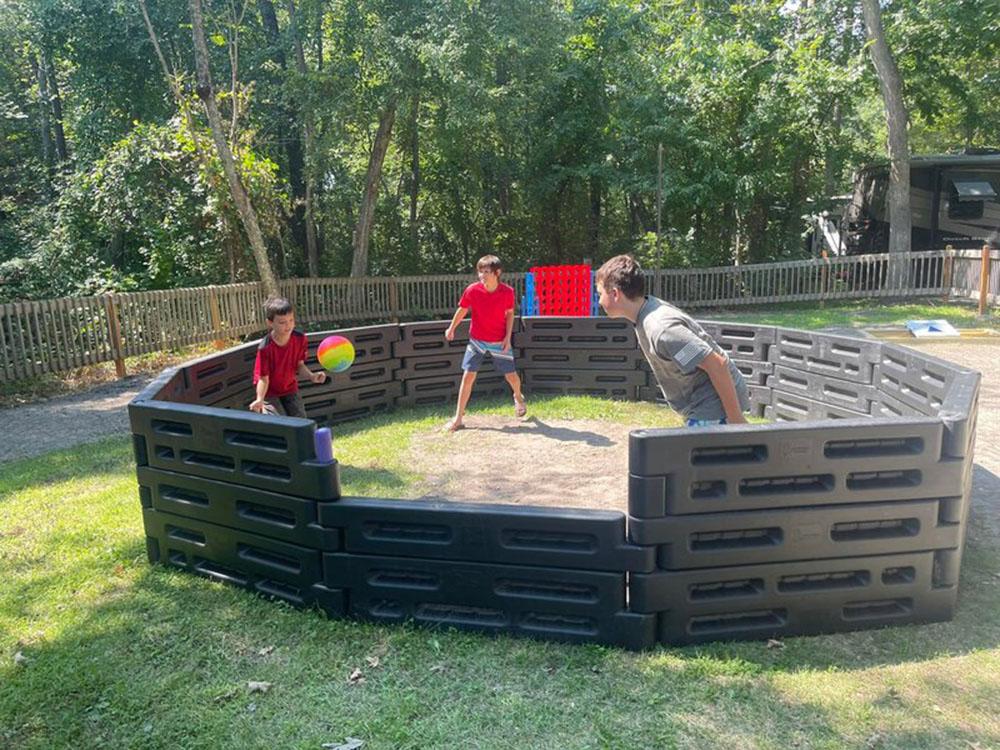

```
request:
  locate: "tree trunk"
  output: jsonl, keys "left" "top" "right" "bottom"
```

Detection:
{"left": 189, "top": 0, "right": 279, "bottom": 296}
{"left": 861, "top": 0, "right": 911, "bottom": 290}
{"left": 408, "top": 93, "right": 420, "bottom": 251}
{"left": 45, "top": 57, "right": 68, "bottom": 164}
{"left": 288, "top": 0, "right": 320, "bottom": 276}
{"left": 30, "top": 52, "right": 53, "bottom": 173}
{"left": 351, "top": 102, "right": 396, "bottom": 277}
{"left": 588, "top": 175, "right": 601, "bottom": 258}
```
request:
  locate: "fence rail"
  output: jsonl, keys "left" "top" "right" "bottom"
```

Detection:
{"left": 1, "top": 248, "right": 996, "bottom": 383}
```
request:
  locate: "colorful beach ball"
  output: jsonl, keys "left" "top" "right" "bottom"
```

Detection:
{"left": 317, "top": 335, "right": 355, "bottom": 373}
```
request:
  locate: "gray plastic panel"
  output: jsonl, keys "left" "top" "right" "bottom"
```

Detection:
{"left": 129, "top": 400, "right": 340, "bottom": 499}
{"left": 514, "top": 316, "right": 636, "bottom": 349}
{"left": 396, "top": 371, "right": 511, "bottom": 407}
{"left": 523, "top": 369, "right": 647, "bottom": 389}
{"left": 519, "top": 348, "right": 646, "bottom": 371}
{"left": 698, "top": 322, "right": 776, "bottom": 361}
{"left": 138, "top": 466, "right": 340, "bottom": 549}
{"left": 637, "top": 551, "right": 957, "bottom": 645}
{"left": 144, "top": 508, "right": 344, "bottom": 615}
{"left": 317, "top": 496, "right": 654, "bottom": 573}
{"left": 325, "top": 552, "right": 654, "bottom": 649}
{"left": 301, "top": 381, "right": 402, "bottom": 423}
{"left": 769, "top": 328, "right": 880, "bottom": 383}
{"left": 629, "top": 498, "right": 963, "bottom": 569}
{"left": 305, "top": 324, "right": 400, "bottom": 365}
{"left": 766, "top": 390, "right": 871, "bottom": 421}
{"left": 769, "top": 364, "right": 878, "bottom": 413}
{"left": 396, "top": 352, "right": 503, "bottom": 379}
{"left": 393, "top": 319, "right": 471, "bottom": 357}
{"left": 143, "top": 506, "right": 324, "bottom": 588}
{"left": 869, "top": 391, "right": 928, "bottom": 418}
{"left": 732, "top": 358, "right": 774, "bottom": 386}
{"left": 300, "top": 358, "right": 401, "bottom": 394}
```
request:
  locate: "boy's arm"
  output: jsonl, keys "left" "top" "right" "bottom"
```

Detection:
{"left": 297, "top": 360, "right": 327, "bottom": 385}
{"left": 698, "top": 352, "right": 747, "bottom": 424}
{"left": 445, "top": 307, "right": 468, "bottom": 341}
{"left": 250, "top": 376, "right": 269, "bottom": 412}
{"left": 502, "top": 308, "right": 515, "bottom": 352}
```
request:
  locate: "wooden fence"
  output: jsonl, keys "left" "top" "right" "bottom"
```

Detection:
{"left": 1, "top": 248, "right": 997, "bottom": 383}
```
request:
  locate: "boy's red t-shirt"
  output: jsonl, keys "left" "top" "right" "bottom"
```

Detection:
{"left": 253, "top": 330, "right": 307, "bottom": 397}
{"left": 459, "top": 282, "right": 515, "bottom": 341}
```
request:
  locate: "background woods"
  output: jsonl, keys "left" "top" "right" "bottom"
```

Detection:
{"left": 1, "top": 0, "right": 998, "bottom": 303}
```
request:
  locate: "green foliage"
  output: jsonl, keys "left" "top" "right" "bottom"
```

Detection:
{"left": 0, "top": 0, "right": 996, "bottom": 300}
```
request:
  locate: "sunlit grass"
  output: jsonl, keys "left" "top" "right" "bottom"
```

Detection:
{"left": 1, "top": 402, "right": 998, "bottom": 748}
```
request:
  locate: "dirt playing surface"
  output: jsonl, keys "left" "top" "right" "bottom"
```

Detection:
{"left": 407, "top": 415, "right": 634, "bottom": 512}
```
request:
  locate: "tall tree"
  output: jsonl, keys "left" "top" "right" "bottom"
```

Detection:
{"left": 861, "top": 0, "right": 911, "bottom": 287}
{"left": 287, "top": 0, "right": 320, "bottom": 276}
{"left": 350, "top": 100, "right": 395, "bottom": 277}
{"left": 189, "top": 0, "right": 279, "bottom": 295}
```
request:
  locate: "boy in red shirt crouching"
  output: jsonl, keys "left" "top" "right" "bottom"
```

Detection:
{"left": 250, "top": 297, "right": 327, "bottom": 418}
{"left": 443, "top": 255, "right": 526, "bottom": 431}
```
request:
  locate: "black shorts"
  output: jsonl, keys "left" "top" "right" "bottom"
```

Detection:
{"left": 265, "top": 392, "right": 307, "bottom": 418}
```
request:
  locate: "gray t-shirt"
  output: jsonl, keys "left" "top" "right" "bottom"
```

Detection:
{"left": 634, "top": 296, "right": 750, "bottom": 420}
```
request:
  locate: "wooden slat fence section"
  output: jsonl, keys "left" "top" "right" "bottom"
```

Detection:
{"left": 1, "top": 249, "right": 994, "bottom": 383}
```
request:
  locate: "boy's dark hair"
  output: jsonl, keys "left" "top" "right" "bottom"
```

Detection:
{"left": 476, "top": 255, "right": 503, "bottom": 273}
{"left": 264, "top": 297, "right": 294, "bottom": 321}
{"left": 596, "top": 254, "right": 644, "bottom": 299}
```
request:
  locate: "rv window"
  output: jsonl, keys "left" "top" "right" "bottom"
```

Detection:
{"left": 947, "top": 180, "right": 995, "bottom": 220}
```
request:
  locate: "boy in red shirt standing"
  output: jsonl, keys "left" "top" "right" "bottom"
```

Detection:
{"left": 250, "top": 297, "right": 327, "bottom": 418}
{"left": 443, "top": 255, "right": 526, "bottom": 431}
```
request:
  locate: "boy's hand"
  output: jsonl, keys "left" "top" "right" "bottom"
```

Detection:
{"left": 444, "top": 328, "right": 455, "bottom": 342}
{"left": 249, "top": 398, "right": 266, "bottom": 413}
{"left": 501, "top": 337, "right": 511, "bottom": 353}
{"left": 310, "top": 370, "right": 327, "bottom": 385}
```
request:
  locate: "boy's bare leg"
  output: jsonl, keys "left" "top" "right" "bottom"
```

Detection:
{"left": 447, "top": 370, "right": 478, "bottom": 430}
{"left": 506, "top": 372, "right": 526, "bottom": 417}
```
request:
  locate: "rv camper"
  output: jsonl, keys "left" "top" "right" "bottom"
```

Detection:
{"left": 841, "top": 150, "right": 1000, "bottom": 255}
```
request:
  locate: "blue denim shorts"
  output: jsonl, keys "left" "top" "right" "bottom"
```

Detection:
{"left": 686, "top": 417, "right": 726, "bottom": 427}
{"left": 461, "top": 339, "right": 517, "bottom": 374}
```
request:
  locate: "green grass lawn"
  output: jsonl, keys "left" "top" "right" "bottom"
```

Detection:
{"left": 2, "top": 397, "right": 999, "bottom": 749}
{"left": 703, "top": 299, "right": 1000, "bottom": 331}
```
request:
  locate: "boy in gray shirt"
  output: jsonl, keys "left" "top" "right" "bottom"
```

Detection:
{"left": 595, "top": 254, "right": 749, "bottom": 425}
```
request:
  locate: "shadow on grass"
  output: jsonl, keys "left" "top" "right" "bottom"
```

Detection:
{"left": 470, "top": 416, "right": 616, "bottom": 446}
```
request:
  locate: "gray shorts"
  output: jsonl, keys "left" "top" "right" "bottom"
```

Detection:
{"left": 461, "top": 339, "right": 517, "bottom": 374}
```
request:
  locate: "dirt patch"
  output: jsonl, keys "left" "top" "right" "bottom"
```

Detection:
{"left": 406, "top": 415, "right": 633, "bottom": 512}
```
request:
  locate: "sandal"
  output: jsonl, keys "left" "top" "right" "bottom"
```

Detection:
{"left": 514, "top": 399, "right": 527, "bottom": 418}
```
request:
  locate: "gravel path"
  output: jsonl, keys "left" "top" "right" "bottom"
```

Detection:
{"left": 0, "top": 375, "right": 154, "bottom": 464}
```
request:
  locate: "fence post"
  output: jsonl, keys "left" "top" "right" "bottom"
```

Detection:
{"left": 208, "top": 286, "right": 226, "bottom": 349}
{"left": 942, "top": 245, "right": 954, "bottom": 301}
{"left": 104, "top": 293, "right": 126, "bottom": 377}
{"left": 979, "top": 244, "right": 991, "bottom": 317}
{"left": 389, "top": 277, "right": 400, "bottom": 323}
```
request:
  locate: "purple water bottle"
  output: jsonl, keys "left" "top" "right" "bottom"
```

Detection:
{"left": 314, "top": 427, "right": 334, "bottom": 462}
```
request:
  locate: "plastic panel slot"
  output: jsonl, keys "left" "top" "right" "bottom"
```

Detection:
{"left": 846, "top": 469, "right": 921, "bottom": 491}
{"left": 237, "top": 543, "right": 301, "bottom": 574}
{"left": 369, "top": 599, "right": 405, "bottom": 618}
{"left": 777, "top": 372, "right": 808, "bottom": 389}
{"left": 192, "top": 558, "right": 248, "bottom": 586}
{"left": 739, "top": 474, "right": 834, "bottom": 495}
{"left": 255, "top": 579, "right": 305, "bottom": 604}
{"left": 362, "top": 521, "right": 452, "bottom": 544}
{"left": 194, "top": 361, "right": 227, "bottom": 379}
{"left": 495, "top": 579, "right": 598, "bottom": 603}
{"left": 842, "top": 598, "right": 913, "bottom": 621}
{"left": 151, "top": 419, "right": 193, "bottom": 437}
{"left": 242, "top": 461, "right": 292, "bottom": 481}
{"left": 167, "top": 550, "right": 187, "bottom": 566}
{"left": 501, "top": 529, "right": 597, "bottom": 553}
{"left": 520, "top": 612, "right": 597, "bottom": 635}
{"left": 691, "top": 444, "right": 768, "bottom": 465}
{"left": 824, "top": 437, "right": 924, "bottom": 459}
{"left": 688, "top": 608, "right": 787, "bottom": 634}
{"left": 824, "top": 384, "right": 861, "bottom": 402}
{"left": 155, "top": 446, "right": 175, "bottom": 460}
{"left": 236, "top": 501, "right": 297, "bottom": 529}
{"left": 831, "top": 518, "right": 920, "bottom": 541}
{"left": 781, "top": 335, "right": 812, "bottom": 348}
{"left": 922, "top": 369, "right": 947, "bottom": 388}
{"left": 690, "top": 527, "right": 783, "bottom": 551}
{"left": 161, "top": 484, "right": 210, "bottom": 507}
{"left": 810, "top": 356, "right": 857, "bottom": 375}
{"left": 181, "top": 450, "right": 235, "bottom": 471}
{"left": 198, "top": 382, "right": 223, "bottom": 398}
{"left": 881, "top": 566, "right": 916, "bottom": 585}
{"left": 778, "top": 570, "right": 870, "bottom": 593}
{"left": 225, "top": 430, "right": 288, "bottom": 452}
{"left": 690, "top": 480, "right": 727, "bottom": 500}
{"left": 415, "top": 603, "right": 508, "bottom": 627}
{"left": 166, "top": 525, "right": 206, "bottom": 546}
{"left": 367, "top": 569, "right": 439, "bottom": 590}
{"left": 689, "top": 578, "right": 764, "bottom": 601}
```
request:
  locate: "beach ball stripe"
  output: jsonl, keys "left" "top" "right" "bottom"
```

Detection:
{"left": 317, "top": 335, "right": 355, "bottom": 372}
